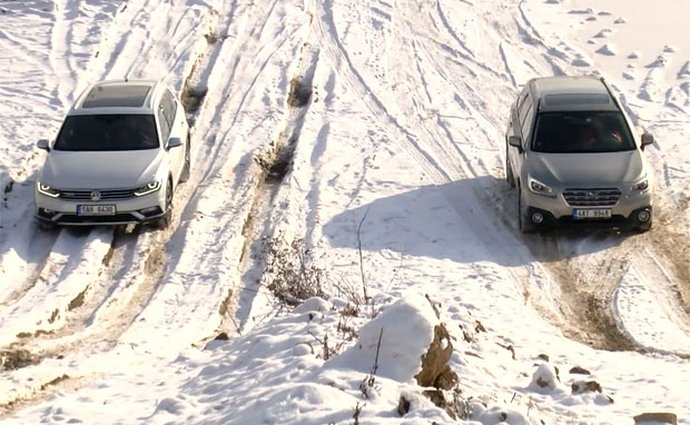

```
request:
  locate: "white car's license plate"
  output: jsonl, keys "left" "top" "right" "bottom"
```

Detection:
{"left": 77, "top": 204, "right": 116, "bottom": 216}
{"left": 573, "top": 208, "right": 611, "bottom": 219}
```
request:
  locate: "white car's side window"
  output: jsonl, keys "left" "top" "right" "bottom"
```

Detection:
{"left": 157, "top": 107, "right": 170, "bottom": 143}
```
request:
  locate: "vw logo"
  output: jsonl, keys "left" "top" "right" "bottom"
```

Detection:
{"left": 90, "top": 191, "right": 101, "bottom": 201}
{"left": 587, "top": 191, "right": 595, "bottom": 197}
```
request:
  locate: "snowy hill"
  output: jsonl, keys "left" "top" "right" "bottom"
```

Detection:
{"left": 1, "top": 0, "right": 689, "bottom": 424}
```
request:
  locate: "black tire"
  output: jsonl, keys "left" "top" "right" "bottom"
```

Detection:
{"left": 180, "top": 132, "right": 191, "bottom": 183}
{"left": 518, "top": 186, "right": 536, "bottom": 234}
{"left": 154, "top": 180, "right": 173, "bottom": 229}
{"left": 505, "top": 152, "right": 516, "bottom": 187}
{"left": 37, "top": 221, "right": 57, "bottom": 231}
{"left": 637, "top": 217, "right": 652, "bottom": 233}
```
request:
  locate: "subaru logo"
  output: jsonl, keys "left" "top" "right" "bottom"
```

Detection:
{"left": 91, "top": 191, "right": 101, "bottom": 201}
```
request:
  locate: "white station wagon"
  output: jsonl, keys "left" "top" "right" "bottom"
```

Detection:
{"left": 35, "top": 80, "right": 190, "bottom": 229}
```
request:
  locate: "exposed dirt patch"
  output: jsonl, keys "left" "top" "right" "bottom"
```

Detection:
{"left": 40, "top": 374, "right": 70, "bottom": 390}
{"left": 547, "top": 256, "right": 636, "bottom": 351}
{"left": 647, "top": 225, "right": 690, "bottom": 315}
{"left": 181, "top": 84, "right": 208, "bottom": 116}
{"left": 287, "top": 76, "right": 312, "bottom": 107}
{"left": 1, "top": 348, "right": 35, "bottom": 371}
{"left": 68, "top": 287, "right": 88, "bottom": 311}
{"left": 143, "top": 244, "right": 165, "bottom": 276}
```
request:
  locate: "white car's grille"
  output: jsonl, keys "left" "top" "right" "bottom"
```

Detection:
{"left": 563, "top": 188, "right": 621, "bottom": 207}
{"left": 58, "top": 189, "right": 138, "bottom": 200}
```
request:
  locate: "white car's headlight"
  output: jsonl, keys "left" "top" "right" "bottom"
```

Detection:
{"left": 36, "top": 181, "right": 60, "bottom": 198}
{"left": 528, "top": 176, "right": 555, "bottom": 197}
{"left": 632, "top": 179, "right": 649, "bottom": 192}
{"left": 134, "top": 181, "right": 162, "bottom": 196}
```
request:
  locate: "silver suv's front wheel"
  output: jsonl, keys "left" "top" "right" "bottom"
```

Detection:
{"left": 518, "top": 186, "right": 536, "bottom": 233}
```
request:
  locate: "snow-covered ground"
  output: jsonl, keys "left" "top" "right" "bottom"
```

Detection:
{"left": 1, "top": 0, "right": 689, "bottom": 423}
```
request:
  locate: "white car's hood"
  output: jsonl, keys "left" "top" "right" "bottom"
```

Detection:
{"left": 40, "top": 150, "right": 163, "bottom": 189}
{"left": 529, "top": 151, "right": 645, "bottom": 187}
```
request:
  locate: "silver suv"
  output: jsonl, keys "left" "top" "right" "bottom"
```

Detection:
{"left": 505, "top": 76, "right": 655, "bottom": 233}
{"left": 34, "top": 80, "right": 190, "bottom": 229}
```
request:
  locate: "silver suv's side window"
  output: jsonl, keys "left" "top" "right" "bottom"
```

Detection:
{"left": 520, "top": 102, "right": 534, "bottom": 140}
{"left": 517, "top": 93, "right": 534, "bottom": 143}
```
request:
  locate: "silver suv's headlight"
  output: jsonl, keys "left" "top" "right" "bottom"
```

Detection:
{"left": 528, "top": 176, "right": 555, "bottom": 197}
{"left": 36, "top": 181, "right": 60, "bottom": 198}
{"left": 134, "top": 180, "right": 162, "bottom": 196}
{"left": 632, "top": 178, "right": 649, "bottom": 192}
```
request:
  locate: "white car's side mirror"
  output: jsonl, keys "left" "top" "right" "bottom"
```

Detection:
{"left": 37, "top": 139, "right": 50, "bottom": 151}
{"left": 640, "top": 132, "right": 654, "bottom": 150}
{"left": 167, "top": 137, "right": 183, "bottom": 149}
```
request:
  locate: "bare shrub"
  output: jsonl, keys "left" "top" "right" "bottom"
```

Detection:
{"left": 263, "top": 236, "right": 326, "bottom": 307}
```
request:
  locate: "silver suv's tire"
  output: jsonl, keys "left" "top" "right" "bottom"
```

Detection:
{"left": 518, "top": 187, "right": 536, "bottom": 233}
{"left": 505, "top": 146, "right": 515, "bottom": 188}
{"left": 637, "top": 218, "right": 652, "bottom": 232}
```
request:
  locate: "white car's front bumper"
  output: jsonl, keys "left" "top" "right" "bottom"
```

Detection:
{"left": 35, "top": 186, "right": 167, "bottom": 226}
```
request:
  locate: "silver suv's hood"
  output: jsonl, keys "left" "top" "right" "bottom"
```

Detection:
{"left": 529, "top": 151, "right": 645, "bottom": 187}
{"left": 40, "top": 150, "right": 163, "bottom": 189}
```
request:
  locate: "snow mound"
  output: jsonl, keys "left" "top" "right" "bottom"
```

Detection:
{"left": 325, "top": 294, "right": 438, "bottom": 382}
{"left": 596, "top": 44, "right": 617, "bottom": 56}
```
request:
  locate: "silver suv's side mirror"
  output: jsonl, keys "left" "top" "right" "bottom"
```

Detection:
{"left": 508, "top": 135, "right": 523, "bottom": 152}
{"left": 37, "top": 139, "right": 50, "bottom": 151}
{"left": 640, "top": 132, "right": 654, "bottom": 150}
{"left": 166, "top": 137, "right": 183, "bottom": 149}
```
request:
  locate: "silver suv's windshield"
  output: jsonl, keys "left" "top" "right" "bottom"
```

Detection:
{"left": 54, "top": 114, "right": 158, "bottom": 151}
{"left": 532, "top": 111, "right": 635, "bottom": 153}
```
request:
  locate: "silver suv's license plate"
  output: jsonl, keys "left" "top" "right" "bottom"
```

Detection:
{"left": 573, "top": 208, "right": 611, "bottom": 219}
{"left": 78, "top": 204, "right": 116, "bottom": 216}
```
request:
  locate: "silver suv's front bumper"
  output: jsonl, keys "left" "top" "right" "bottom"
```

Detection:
{"left": 523, "top": 186, "right": 652, "bottom": 227}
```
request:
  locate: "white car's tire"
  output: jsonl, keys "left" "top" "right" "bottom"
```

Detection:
{"left": 155, "top": 180, "right": 173, "bottom": 229}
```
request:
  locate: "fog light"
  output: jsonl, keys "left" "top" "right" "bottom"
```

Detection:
{"left": 637, "top": 210, "right": 650, "bottom": 223}
{"left": 531, "top": 212, "right": 544, "bottom": 224}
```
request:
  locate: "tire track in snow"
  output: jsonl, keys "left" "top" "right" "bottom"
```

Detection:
{"left": 377, "top": 0, "right": 656, "bottom": 352}
{"left": 48, "top": 0, "right": 80, "bottom": 108}
{"left": 233, "top": 41, "right": 320, "bottom": 334}
{"left": 501, "top": 67, "right": 639, "bottom": 352}
{"left": 614, "top": 246, "right": 690, "bottom": 358}
{"left": 114, "top": 0, "right": 317, "bottom": 356}
{"left": 510, "top": 0, "right": 690, "bottom": 356}
{"left": 309, "top": 0, "right": 450, "bottom": 184}
{"left": 0, "top": 0, "right": 149, "bottom": 320}
{"left": 0, "top": 0, "right": 167, "bottom": 352}
{"left": 312, "top": 0, "right": 566, "bottom": 326}
{"left": 346, "top": 0, "right": 560, "bottom": 326}
{"left": 442, "top": 0, "right": 645, "bottom": 352}
{"left": 0, "top": 229, "right": 114, "bottom": 349}
{"left": 0, "top": 0, "right": 215, "bottom": 412}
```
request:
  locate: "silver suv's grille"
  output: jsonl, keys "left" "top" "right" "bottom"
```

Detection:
{"left": 58, "top": 189, "right": 138, "bottom": 200}
{"left": 563, "top": 188, "right": 621, "bottom": 207}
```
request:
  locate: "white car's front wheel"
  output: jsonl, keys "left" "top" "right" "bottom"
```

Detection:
{"left": 154, "top": 179, "right": 173, "bottom": 229}
{"left": 180, "top": 131, "right": 191, "bottom": 183}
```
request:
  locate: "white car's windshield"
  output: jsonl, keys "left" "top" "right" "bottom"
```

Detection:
{"left": 532, "top": 111, "right": 636, "bottom": 153}
{"left": 54, "top": 114, "right": 159, "bottom": 151}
